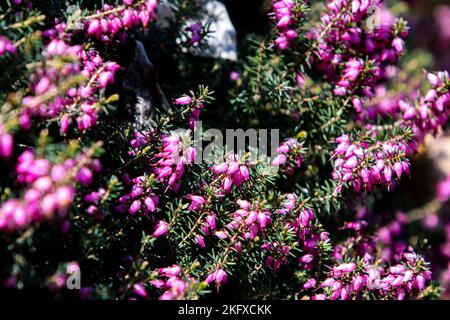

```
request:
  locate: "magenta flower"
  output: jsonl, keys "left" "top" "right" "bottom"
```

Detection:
{"left": 214, "top": 268, "right": 227, "bottom": 285}
{"left": 0, "top": 133, "right": 13, "bottom": 159}
{"left": 0, "top": 36, "right": 16, "bottom": 56}
{"left": 153, "top": 220, "right": 169, "bottom": 238}
{"left": 129, "top": 200, "right": 141, "bottom": 214}
{"left": 175, "top": 95, "right": 192, "bottom": 105}
{"left": 195, "top": 234, "right": 206, "bottom": 248}
{"left": 303, "top": 278, "right": 317, "bottom": 290}
{"left": 132, "top": 283, "right": 148, "bottom": 297}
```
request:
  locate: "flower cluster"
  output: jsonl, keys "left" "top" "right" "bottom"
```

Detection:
{"left": 359, "top": 85, "right": 409, "bottom": 120}
{"left": 19, "top": 39, "right": 120, "bottom": 133}
{"left": 210, "top": 155, "right": 251, "bottom": 194}
{"left": 297, "top": 210, "right": 433, "bottom": 300}
{"left": 271, "top": 138, "right": 303, "bottom": 175}
{"left": 0, "top": 148, "right": 99, "bottom": 231}
{"left": 313, "top": 252, "right": 431, "bottom": 300}
{"left": 265, "top": 194, "right": 329, "bottom": 271}
{"left": 116, "top": 175, "right": 159, "bottom": 215}
{"left": 84, "top": 0, "right": 158, "bottom": 41}
{"left": 261, "top": 241, "right": 291, "bottom": 271}
{"left": 214, "top": 200, "right": 272, "bottom": 245}
{"left": 84, "top": 187, "right": 107, "bottom": 217}
{"left": 271, "top": 0, "right": 303, "bottom": 50}
{"left": 308, "top": 0, "right": 407, "bottom": 97}
{"left": 173, "top": 94, "right": 206, "bottom": 130}
{"left": 149, "top": 265, "right": 200, "bottom": 300}
{"left": 153, "top": 134, "right": 196, "bottom": 192}
{"left": 295, "top": 208, "right": 328, "bottom": 270}
{"left": 397, "top": 72, "right": 450, "bottom": 140}
{"left": 20, "top": 40, "right": 82, "bottom": 129}
{"left": 331, "top": 133, "right": 412, "bottom": 195}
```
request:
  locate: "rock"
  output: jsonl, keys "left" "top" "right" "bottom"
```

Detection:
{"left": 122, "top": 40, "right": 170, "bottom": 131}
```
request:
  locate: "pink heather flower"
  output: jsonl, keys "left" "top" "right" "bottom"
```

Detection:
{"left": 55, "top": 186, "right": 75, "bottom": 208}
{"left": 317, "top": 230, "right": 329, "bottom": 240}
{"left": 336, "top": 262, "right": 356, "bottom": 273}
{"left": 403, "top": 270, "right": 414, "bottom": 283}
{"left": 195, "top": 234, "right": 206, "bottom": 248}
{"left": 214, "top": 268, "right": 227, "bottom": 284}
{"left": 230, "top": 71, "right": 240, "bottom": 81}
{"left": 160, "top": 265, "right": 181, "bottom": 277}
{"left": 132, "top": 283, "right": 147, "bottom": 297}
{"left": 206, "top": 213, "right": 216, "bottom": 229}
{"left": 175, "top": 95, "right": 192, "bottom": 105}
{"left": 239, "top": 165, "right": 250, "bottom": 180}
{"left": 390, "top": 264, "right": 406, "bottom": 274}
{"left": 352, "top": 98, "right": 363, "bottom": 113}
{"left": 285, "top": 29, "right": 297, "bottom": 40}
{"left": 343, "top": 59, "right": 363, "bottom": 82}
{"left": 222, "top": 176, "right": 233, "bottom": 193}
{"left": 343, "top": 156, "right": 358, "bottom": 169}
{"left": 153, "top": 220, "right": 169, "bottom": 238}
{"left": 215, "top": 230, "right": 228, "bottom": 240}
{"left": 185, "top": 147, "right": 197, "bottom": 163}
{"left": 333, "top": 86, "right": 347, "bottom": 96}
{"left": 392, "top": 37, "right": 404, "bottom": 53}
{"left": 129, "top": 200, "right": 141, "bottom": 214}
{"left": 188, "top": 195, "right": 206, "bottom": 211}
{"left": 122, "top": 9, "right": 134, "bottom": 28}
{"left": 87, "top": 19, "right": 101, "bottom": 36}
{"left": 0, "top": 36, "right": 16, "bottom": 56}
{"left": 76, "top": 167, "right": 93, "bottom": 185}
{"left": 296, "top": 73, "right": 306, "bottom": 88}
{"left": 237, "top": 199, "right": 252, "bottom": 210}
{"left": 427, "top": 73, "right": 440, "bottom": 87}
{"left": 60, "top": 115, "right": 71, "bottom": 134}
{"left": 34, "top": 77, "right": 51, "bottom": 95}
{"left": 340, "top": 287, "right": 349, "bottom": 300}
{"left": 271, "top": 154, "right": 287, "bottom": 166}
{"left": 415, "top": 275, "right": 425, "bottom": 290}
{"left": 98, "top": 71, "right": 114, "bottom": 88}
{"left": 0, "top": 133, "right": 13, "bottom": 159}
{"left": 227, "top": 161, "right": 240, "bottom": 175}
{"left": 299, "top": 209, "right": 314, "bottom": 227}
{"left": 144, "top": 196, "right": 158, "bottom": 212}
{"left": 275, "top": 36, "right": 288, "bottom": 50}
{"left": 303, "top": 278, "right": 317, "bottom": 290}
{"left": 40, "top": 195, "right": 54, "bottom": 215}
{"left": 353, "top": 275, "right": 364, "bottom": 291}
{"left": 300, "top": 254, "right": 314, "bottom": 264}
{"left": 211, "top": 162, "right": 228, "bottom": 174}
{"left": 277, "top": 15, "right": 291, "bottom": 28}
{"left": 33, "top": 177, "right": 52, "bottom": 192}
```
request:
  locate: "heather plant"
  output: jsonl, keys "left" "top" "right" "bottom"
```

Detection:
{"left": 0, "top": 0, "right": 448, "bottom": 300}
